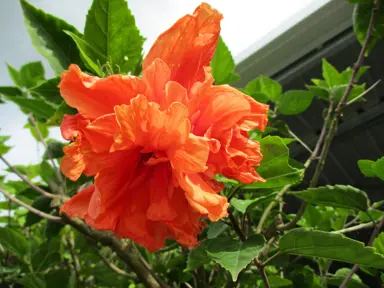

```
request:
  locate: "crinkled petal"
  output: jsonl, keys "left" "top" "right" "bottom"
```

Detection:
{"left": 59, "top": 64, "right": 147, "bottom": 119}
{"left": 143, "top": 3, "right": 222, "bottom": 90}
{"left": 142, "top": 58, "right": 170, "bottom": 104}
{"left": 60, "top": 185, "right": 95, "bottom": 218}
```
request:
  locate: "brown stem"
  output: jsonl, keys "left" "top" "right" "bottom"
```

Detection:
{"left": 0, "top": 154, "right": 58, "bottom": 199}
{"left": 29, "top": 115, "right": 63, "bottom": 185}
{"left": 0, "top": 187, "right": 62, "bottom": 222}
{"left": 339, "top": 217, "right": 384, "bottom": 288}
{"left": 66, "top": 232, "right": 81, "bottom": 288}
{"left": 254, "top": 259, "right": 270, "bottom": 288}
{"left": 228, "top": 210, "right": 246, "bottom": 242}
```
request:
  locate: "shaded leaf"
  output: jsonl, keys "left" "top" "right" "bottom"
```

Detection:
{"left": 19, "top": 61, "right": 45, "bottom": 88}
{"left": 207, "top": 221, "right": 228, "bottom": 239}
{"left": 25, "top": 196, "right": 52, "bottom": 227}
{"left": 0, "top": 86, "right": 23, "bottom": 97}
{"left": 205, "top": 235, "right": 265, "bottom": 281}
{"left": 266, "top": 276, "right": 292, "bottom": 287}
{"left": 291, "top": 185, "right": 369, "bottom": 211}
{"left": 278, "top": 90, "right": 313, "bottom": 115}
{"left": 43, "top": 140, "right": 65, "bottom": 159}
{"left": 83, "top": 0, "right": 144, "bottom": 74}
{"left": 211, "top": 36, "right": 240, "bottom": 85}
{"left": 306, "top": 85, "right": 330, "bottom": 100}
{"left": 46, "top": 101, "right": 77, "bottom": 126}
{"left": 25, "top": 120, "right": 49, "bottom": 141}
{"left": 280, "top": 228, "right": 384, "bottom": 269}
{"left": 29, "top": 77, "right": 62, "bottom": 105}
{"left": 186, "top": 245, "right": 211, "bottom": 271}
{"left": 327, "top": 268, "right": 368, "bottom": 288}
{"left": 40, "top": 161, "right": 56, "bottom": 185}
{"left": 5, "top": 97, "right": 56, "bottom": 121}
{"left": 230, "top": 192, "right": 278, "bottom": 214}
{"left": 20, "top": 0, "right": 84, "bottom": 74}
{"left": 0, "top": 227, "right": 30, "bottom": 260}
{"left": 21, "top": 273, "right": 46, "bottom": 288}
{"left": 31, "top": 238, "right": 61, "bottom": 271}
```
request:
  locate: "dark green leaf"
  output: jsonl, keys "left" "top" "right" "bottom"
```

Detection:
{"left": 20, "top": 0, "right": 84, "bottom": 74}
{"left": 0, "top": 86, "right": 23, "bottom": 97}
{"left": 230, "top": 192, "right": 278, "bottom": 214}
{"left": 306, "top": 85, "right": 330, "bottom": 100}
{"left": 291, "top": 185, "right": 369, "bottom": 211}
{"left": 207, "top": 221, "right": 228, "bottom": 239}
{"left": 280, "top": 228, "right": 384, "bottom": 269}
{"left": 211, "top": 36, "right": 240, "bottom": 85}
{"left": 245, "top": 136, "right": 304, "bottom": 189}
{"left": 45, "top": 217, "right": 65, "bottom": 239}
{"left": 0, "top": 135, "right": 12, "bottom": 155}
{"left": 278, "top": 90, "right": 313, "bottom": 115}
{"left": 43, "top": 140, "right": 65, "bottom": 159}
{"left": 21, "top": 273, "right": 46, "bottom": 288}
{"left": 0, "top": 227, "right": 30, "bottom": 259}
{"left": 244, "top": 76, "right": 282, "bottom": 103}
{"left": 31, "top": 238, "right": 61, "bottom": 271}
{"left": 205, "top": 235, "right": 265, "bottom": 281}
{"left": 40, "top": 161, "right": 56, "bottom": 185}
{"left": 46, "top": 101, "right": 77, "bottom": 126}
{"left": 19, "top": 61, "right": 45, "bottom": 88}
{"left": 289, "top": 266, "right": 322, "bottom": 288}
{"left": 327, "top": 268, "right": 368, "bottom": 288}
{"left": 5, "top": 97, "right": 56, "bottom": 121}
{"left": 46, "top": 270, "right": 72, "bottom": 288}
{"left": 29, "top": 77, "right": 62, "bottom": 105}
{"left": 6, "top": 63, "right": 23, "bottom": 87}
{"left": 186, "top": 245, "right": 211, "bottom": 271}
{"left": 25, "top": 196, "right": 52, "bottom": 227}
{"left": 353, "top": 2, "right": 384, "bottom": 55}
{"left": 83, "top": 0, "right": 144, "bottom": 74}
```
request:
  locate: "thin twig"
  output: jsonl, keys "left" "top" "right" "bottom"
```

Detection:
{"left": 66, "top": 232, "right": 81, "bottom": 288}
{"left": 346, "top": 80, "right": 381, "bottom": 106}
{"left": 289, "top": 129, "right": 312, "bottom": 154}
{"left": 254, "top": 259, "right": 270, "bottom": 288}
{"left": 0, "top": 187, "right": 62, "bottom": 222}
{"left": 0, "top": 154, "right": 57, "bottom": 199}
{"left": 228, "top": 209, "right": 246, "bottom": 242}
{"left": 339, "top": 217, "right": 384, "bottom": 288}
{"left": 261, "top": 251, "right": 282, "bottom": 267}
{"left": 29, "top": 115, "right": 63, "bottom": 185}
{"left": 333, "top": 217, "right": 383, "bottom": 234}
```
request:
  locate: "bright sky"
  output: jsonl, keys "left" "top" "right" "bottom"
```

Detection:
{"left": 0, "top": 0, "right": 329, "bottom": 173}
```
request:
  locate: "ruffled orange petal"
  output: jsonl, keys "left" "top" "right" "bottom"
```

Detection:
{"left": 142, "top": 58, "right": 170, "bottom": 104}
{"left": 59, "top": 64, "right": 147, "bottom": 119}
{"left": 60, "top": 137, "right": 86, "bottom": 181}
{"left": 60, "top": 185, "right": 95, "bottom": 218}
{"left": 143, "top": 3, "right": 222, "bottom": 90}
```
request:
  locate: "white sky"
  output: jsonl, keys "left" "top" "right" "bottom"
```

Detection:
{"left": 0, "top": 0, "right": 329, "bottom": 173}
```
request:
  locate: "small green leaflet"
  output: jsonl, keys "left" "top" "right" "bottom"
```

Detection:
{"left": 358, "top": 157, "right": 384, "bottom": 181}
{"left": 0, "top": 135, "right": 12, "bottom": 155}
{"left": 244, "top": 76, "right": 282, "bottom": 103}
{"left": 278, "top": 90, "right": 313, "bottom": 115}
{"left": 230, "top": 192, "right": 278, "bottom": 214}
{"left": 0, "top": 227, "right": 30, "bottom": 260}
{"left": 186, "top": 245, "right": 211, "bottom": 271}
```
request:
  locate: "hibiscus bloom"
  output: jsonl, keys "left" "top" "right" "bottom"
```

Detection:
{"left": 59, "top": 2, "right": 268, "bottom": 252}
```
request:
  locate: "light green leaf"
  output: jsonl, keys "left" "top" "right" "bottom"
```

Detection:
{"left": 25, "top": 196, "right": 52, "bottom": 227}
{"left": 211, "top": 36, "right": 240, "bottom": 85}
{"left": 245, "top": 76, "right": 282, "bottom": 103}
{"left": 358, "top": 157, "right": 384, "bottom": 180}
{"left": 6, "top": 63, "right": 23, "bottom": 87}
{"left": 322, "top": 59, "right": 340, "bottom": 87}
{"left": 359, "top": 209, "right": 384, "bottom": 222}
{"left": 306, "top": 85, "right": 329, "bottom": 100}
{"left": 40, "top": 161, "right": 56, "bottom": 185}
{"left": 83, "top": 0, "right": 144, "bottom": 74}
{"left": 278, "top": 90, "right": 313, "bottom": 115}
{"left": 291, "top": 185, "right": 369, "bottom": 211}
{"left": 340, "top": 66, "right": 369, "bottom": 83}
{"left": 326, "top": 268, "right": 368, "bottom": 288}
{"left": 0, "top": 201, "right": 19, "bottom": 210}
{"left": 372, "top": 158, "right": 384, "bottom": 180}
{"left": 0, "top": 227, "right": 30, "bottom": 260}
{"left": 230, "top": 192, "right": 278, "bottom": 214}
{"left": 5, "top": 97, "right": 56, "bottom": 121}
{"left": 20, "top": 0, "right": 84, "bottom": 74}
{"left": 29, "top": 77, "right": 62, "bottom": 105}
{"left": 207, "top": 221, "right": 228, "bottom": 239}
{"left": 280, "top": 228, "right": 384, "bottom": 269}
{"left": 266, "top": 276, "right": 292, "bottom": 287}
{"left": 332, "top": 83, "right": 366, "bottom": 103}
{"left": 19, "top": 61, "right": 45, "bottom": 88}
{"left": 0, "top": 135, "right": 12, "bottom": 155}
{"left": 353, "top": 2, "right": 384, "bottom": 55}
{"left": 6, "top": 164, "right": 41, "bottom": 180}
{"left": 186, "top": 245, "right": 211, "bottom": 271}
{"left": 245, "top": 136, "right": 304, "bottom": 189}
{"left": 374, "top": 232, "right": 384, "bottom": 255}
{"left": 25, "top": 120, "right": 49, "bottom": 142}
{"left": 21, "top": 273, "right": 46, "bottom": 288}
{"left": 64, "top": 30, "right": 105, "bottom": 76}
{"left": 205, "top": 235, "right": 265, "bottom": 281}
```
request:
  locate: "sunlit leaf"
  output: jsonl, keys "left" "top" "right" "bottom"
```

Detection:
{"left": 19, "top": 61, "right": 45, "bottom": 88}
{"left": 278, "top": 90, "right": 313, "bottom": 115}
{"left": 245, "top": 76, "right": 282, "bottom": 103}
{"left": 358, "top": 157, "right": 384, "bottom": 180}
{"left": 0, "top": 135, "right": 12, "bottom": 155}
{"left": 230, "top": 192, "right": 278, "bottom": 214}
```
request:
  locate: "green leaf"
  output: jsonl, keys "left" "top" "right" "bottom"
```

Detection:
{"left": 45, "top": 217, "right": 65, "bottom": 239}
{"left": 40, "top": 161, "right": 56, "bottom": 185}
{"left": 331, "top": 83, "right": 366, "bottom": 103}
{"left": 64, "top": 31, "right": 105, "bottom": 76}
{"left": 278, "top": 90, "right": 314, "bottom": 115}
{"left": 21, "top": 273, "right": 46, "bottom": 288}
{"left": 0, "top": 227, "right": 30, "bottom": 260}
{"left": 205, "top": 235, "right": 265, "bottom": 281}
{"left": 0, "top": 86, "right": 23, "bottom": 98}
{"left": 0, "top": 135, "right": 12, "bottom": 155}
{"left": 358, "top": 157, "right": 384, "bottom": 180}
{"left": 207, "top": 221, "right": 228, "bottom": 239}
{"left": 230, "top": 192, "right": 278, "bottom": 214}
{"left": 211, "top": 36, "right": 240, "bottom": 85}
{"left": 46, "top": 101, "right": 77, "bottom": 126}
{"left": 25, "top": 196, "right": 52, "bottom": 227}
{"left": 31, "top": 238, "right": 61, "bottom": 272}
{"left": 244, "top": 76, "right": 282, "bottom": 103}
{"left": 372, "top": 158, "right": 384, "bottom": 180}
{"left": 359, "top": 209, "right": 384, "bottom": 222}
{"left": 280, "top": 228, "right": 384, "bottom": 269}
{"left": 289, "top": 266, "right": 322, "bottom": 288}
{"left": 25, "top": 120, "right": 49, "bottom": 141}
{"left": 0, "top": 201, "right": 19, "bottom": 210}
{"left": 83, "top": 0, "right": 144, "bottom": 74}
{"left": 322, "top": 59, "right": 341, "bottom": 87}
{"left": 19, "top": 61, "right": 45, "bottom": 88}
{"left": 291, "top": 185, "right": 369, "bottom": 211}
{"left": 306, "top": 85, "right": 330, "bottom": 100}
{"left": 266, "top": 276, "right": 292, "bottom": 287}
{"left": 186, "top": 245, "right": 211, "bottom": 271}
{"left": 6, "top": 164, "right": 41, "bottom": 180}
{"left": 5, "top": 97, "right": 56, "bottom": 121}
{"left": 245, "top": 136, "right": 304, "bottom": 189}
{"left": 374, "top": 232, "right": 384, "bottom": 255}
{"left": 353, "top": 2, "right": 384, "bottom": 55}
{"left": 29, "top": 77, "right": 62, "bottom": 105}
{"left": 327, "top": 268, "right": 368, "bottom": 288}
{"left": 43, "top": 140, "right": 65, "bottom": 159}
{"left": 20, "top": 0, "right": 84, "bottom": 74}
{"left": 6, "top": 63, "right": 23, "bottom": 87}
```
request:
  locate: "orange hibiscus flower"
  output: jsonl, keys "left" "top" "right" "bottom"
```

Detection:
{"left": 59, "top": 2, "right": 269, "bottom": 252}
